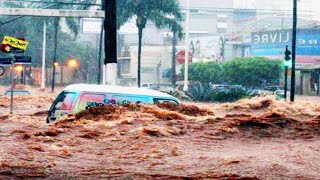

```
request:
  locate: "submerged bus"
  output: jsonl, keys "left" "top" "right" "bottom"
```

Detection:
{"left": 47, "top": 84, "right": 180, "bottom": 123}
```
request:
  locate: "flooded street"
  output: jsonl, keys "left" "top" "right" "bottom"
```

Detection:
{"left": 1, "top": 0, "right": 320, "bottom": 179}
{"left": 1, "top": 87, "right": 320, "bottom": 179}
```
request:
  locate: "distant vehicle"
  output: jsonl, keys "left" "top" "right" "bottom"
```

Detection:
{"left": 141, "top": 83, "right": 156, "bottom": 89}
{"left": 248, "top": 86, "right": 284, "bottom": 96}
{"left": 211, "top": 84, "right": 230, "bottom": 90}
{"left": 263, "top": 86, "right": 283, "bottom": 92}
{"left": 141, "top": 83, "right": 175, "bottom": 93}
{"left": 47, "top": 84, "right": 180, "bottom": 123}
{"left": 5, "top": 89, "right": 30, "bottom": 96}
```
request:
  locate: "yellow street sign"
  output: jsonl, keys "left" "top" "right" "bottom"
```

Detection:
{"left": 2, "top": 36, "right": 29, "bottom": 50}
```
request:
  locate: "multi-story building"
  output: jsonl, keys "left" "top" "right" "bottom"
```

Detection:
{"left": 116, "top": 0, "right": 320, "bottom": 87}
{"left": 117, "top": 0, "right": 236, "bottom": 86}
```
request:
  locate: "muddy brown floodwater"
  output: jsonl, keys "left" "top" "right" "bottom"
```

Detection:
{"left": 0, "top": 87, "right": 320, "bottom": 179}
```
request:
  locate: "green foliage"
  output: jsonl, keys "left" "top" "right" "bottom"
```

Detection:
{"left": 182, "top": 58, "right": 282, "bottom": 88}
{"left": 210, "top": 86, "right": 249, "bottom": 102}
{"left": 186, "top": 82, "right": 251, "bottom": 103}
{"left": 0, "top": 1, "right": 99, "bottom": 83}
{"left": 117, "top": 0, "right": 183, "bottom": 86}
{"left": 180, "top": 61, "right": 224, "bottom": 84}
{"left": 166, "top": 90, "right": 181, "bottom": 98}
{"left": 223, "top": 57, "right": 282, "bottom": 88}
{"left": 117, "top": 0, "right": 183, "bottom": 35}
{"left": 185, "top": 82, "right": 214, "bottom": 102}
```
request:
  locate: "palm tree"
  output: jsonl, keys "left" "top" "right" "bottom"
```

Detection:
{"left": 0, "top": 0, "right": 99, "bottom": 86}
{"left": 49, "top": 0, "right": 97, "bottom": 91}
{"left": 117, "top": 0, "right": 183, "bottom": 87}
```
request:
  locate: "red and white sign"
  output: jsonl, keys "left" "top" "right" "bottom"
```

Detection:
{"left": 176, "top": 50, "right": 193, "bottom": 64}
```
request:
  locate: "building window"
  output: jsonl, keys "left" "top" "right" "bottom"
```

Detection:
{"left": 217, "top": 28, "right": 227, "bottom": 34}
{"left": 141, "top": 67, "right": 156, "bottom": 74}
{"left": 217, "top": 14, "right": 228, "bottom": 34}
{"left": 119, "top": 58, "right": 131, "bottom": 75}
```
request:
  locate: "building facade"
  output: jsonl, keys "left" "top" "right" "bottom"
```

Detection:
{"left": 115, "top": 0, "right": 320, "bottom": 88}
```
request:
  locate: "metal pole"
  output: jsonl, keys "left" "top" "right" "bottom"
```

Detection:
{"left": 102, "top": 64, "right": 107, "bottom": 85}
{"left": 137, "top": 27, "right": 142, "bottom": 87}
{"left": 183, "top": 0, "right": 190, "bottom": 92}
{"left": 318, "top": 74, "right": 320, "bottom": 96}
{"left": 290, "top": 0, "right": 297, "bottom": 102}
{"left": 284, "top": 66, "right": 288, "bottom": 99}
{"left": 60, "top": 65, "right": 63, "bottom": 84}
{"left": 41, "top": 20, "right": 46, "bottom": 90}
{"left": 20, "top": 68, "right": 23, "bottom": 84}
{"left": 51, "top": 17, "right": 59, "bottom": 91}
{"left": 171, "top": 23, "right": 177, "bottom": 87}
{"left": 97, "top": 19, "right": 104, "bottom": 84}
{"left": 10, "top": 58, "right": 14, "bottom": 114}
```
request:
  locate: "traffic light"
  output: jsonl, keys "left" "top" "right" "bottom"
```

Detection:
{"left": 285, "top": 45, "right": 291, "bottom": 61}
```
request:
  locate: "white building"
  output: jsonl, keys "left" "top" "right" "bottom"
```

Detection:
{"left": 234, "top": 0, "right": 320, "bottom": 21}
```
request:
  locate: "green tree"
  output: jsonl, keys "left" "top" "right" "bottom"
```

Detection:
{"left": 180, "top": 61, "right": 224, "bottom": 84}
{"left": 47, "top": 0, "right": 97, "bottom": 90}
{"left": 223, "top": 57, "right": 282, "bottom": 88}
{"left": 0, "top": 1, "right": 99, "bottom": 85}
{"left": 117, "top": 0, "right": 183, "bottom": 87}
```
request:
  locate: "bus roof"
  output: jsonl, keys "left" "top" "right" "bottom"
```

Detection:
{"left": 63, "top": 84, "right": 177, "bottom": 99}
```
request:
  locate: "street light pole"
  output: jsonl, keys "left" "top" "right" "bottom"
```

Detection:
{"left": 290, "top": 0, "right": 297, "bottom": 102}
{"left": 41, "top": 20, "right": 46, "bottom": 90}
{"left": 51, "top": 17, "right": 59, "bottom": 92}
{"left": 171, "top": 23, "right": 177, "bottom": 86}
{"left": 183, "top": 0, "right": 190, "bottom": 92}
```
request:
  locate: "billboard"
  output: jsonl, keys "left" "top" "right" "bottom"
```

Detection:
{"left": 251, "top": 29, "right": 320, "bottom": 63}
{"left": 188, "top": 36, "right": 224, "bottom": 62}
{"left": 81, "top": 18, "right": 102, "bottom": 34}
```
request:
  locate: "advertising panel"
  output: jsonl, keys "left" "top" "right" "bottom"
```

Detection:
{"left": 251, "top": 29, "right": 320, "bottom": 64}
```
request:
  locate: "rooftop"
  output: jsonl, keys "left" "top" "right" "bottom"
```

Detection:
{"left": 63, "top": 84, "right": 177, "bottom": 100}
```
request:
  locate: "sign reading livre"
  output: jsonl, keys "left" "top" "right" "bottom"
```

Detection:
{"left": 2, "top": 36, "right": 29, "bottom": 50}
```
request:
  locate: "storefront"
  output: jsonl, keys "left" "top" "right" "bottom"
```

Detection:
{"left": 300, "top": 64, "right": 320, "bottom": 95}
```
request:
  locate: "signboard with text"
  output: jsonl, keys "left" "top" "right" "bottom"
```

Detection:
{"left": 0, "top": 56, "right": 31, "bottom": 65}
{"left": 2, "top": 36, "right": 29, "bottom": 50}
{"left": 251, "top": 29, "right": 320, "bottom": 57}
{"left": 0, "top": 58, "right": 12, "bottom": 65}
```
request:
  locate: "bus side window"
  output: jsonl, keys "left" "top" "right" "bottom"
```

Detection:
{"left": 55, "top": 92, "right": 76, "bottom": 110}
{"left": 153, "top": 98, "right": 178, "bottom": 105}
{"left": 78, "top": 93, "right": 106, "bottom": 110}
{"left": 112, "top": 95, "right": 148, "bottom": 104}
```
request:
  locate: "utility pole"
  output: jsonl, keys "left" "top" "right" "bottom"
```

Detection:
{"left": 290, "top": 0, "right": 297, "bottom": 102}
{"left": 284, "top": 66, "right": 288, "bottom": 99}
{"left": 171, "top": 22, "right": 177, "bottom": 87}
{"left": 51, "top": 17, "right": 59, "bottom": 91}
{"left": 102, "top": 0, "right": 117, "bottom": 85}
{"left": 41, "top": 20, "right": 46, "bottom": 90}
{"left": 97, "top": 23, "right": 104, "bottom": 84}
{"left": 101, "top": 0, "right": 106, "bottom": 85}
{"left": 183, "top": 0, "right": 190, "bottom": 91}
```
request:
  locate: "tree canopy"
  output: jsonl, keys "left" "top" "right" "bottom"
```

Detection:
{"left": 180, "top": 61, "right": 224, "bottom": 84}
{"left": 223, "top": 57, "right": 282, "bottom": 88}
{"left": 181, "top": 57, "right": 282, "bottom": 88}
{"left": 117, "top": 0, "right": 183, "bottom": 36}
